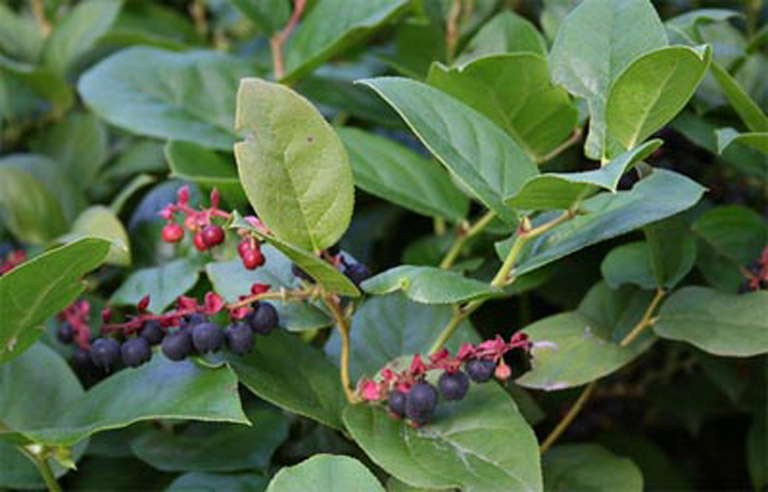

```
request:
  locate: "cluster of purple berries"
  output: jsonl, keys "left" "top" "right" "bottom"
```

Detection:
{"left": 291, "top": 242, "right": 371, "bottom": 287}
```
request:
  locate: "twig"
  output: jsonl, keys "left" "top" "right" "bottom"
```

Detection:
{"left": 535, "top": 127, "right": 583, "bottom": 165}
{"left": 323, "top": 293, "right": 358, "bottom": 403}
{"left": 439, "top": 211, "right": 496, "bottom": 269}
{"left": 270, "top": 0, "right": 306, "bottom": 81}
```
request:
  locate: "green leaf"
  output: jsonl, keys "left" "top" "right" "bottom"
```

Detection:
{"left": 643, "top": 214, "right": 697, "bottom": 289}
{"left": 30, "top": 112, "right": 108, "bottom": 188}
{"left": 166, "top": 140, "right": 247, "bottom": 205}
{"left": 110, "top": 258, "right": 202, "bottom": 313}
{"left": 360, "top": 266, "right": 500, "bottom": 304}
{"left": 601, "top": 242, "right": 658, "bottom": 290}
{"left": 542, "top": 444, "right": 643, "bottom": 491}
{"left": 516, "top": 283, "right": 655, "bottom": 390}
{"left": 79, "top": 47, "right": 253, "bottom": 149}
{"left": 359, "top": 77, "right": 537, "bottom": 223}
{"left": 231, "top": 213, "right": 360, "bottom": 297}
{"left": 0, "top": 344, "right": 85, "bottom": 488}
{"left": 168, "top": 472, "right": 268, "bottom": 492}
{"left": 338, "top": 127, "right": 469, "bottom": 221}
{"left": 325, "top": 293, "right": 478, "bottom": 380}
{"left": 4, "top": 352, "right": 248, "bottom": 446}
{"left": 228, "top": 0, "right": 289, "bottom": 34}
{"left": 654, "top": 287, "right": 768, "bottom": 357}
{"left": 0, "top": 165, "right": 66, "bottom": 243}
{"left": 0, "top": 55, "right": 74, "bottom": 109}
{"left": 710, "top": 62, "right": 768, "bottom": 133}
{"left": 227, "top": 330, "right": 347, "bottom": 430}
{"left": 606, "top": 45, "right": 711, "bottom": 155}
{"left": 496, "top": 170, "right": 705, "bottom": 277}
{"left": 456, "top": 11, "right": 547, "bottom": 65}
{"left": 234, "top": 78, "right": 354, "bottom": 252}
{"left": 0, "top": 238, "right": 110, "bottom": 363}
{"left": 267, "top": 454, "right": 384, "bottom": 492}
{"left": 747, "top": 406, "right": 767, "bottom": 491}
{"left": 505, "top": 140, "right": 661, "bottom": 210}
{"left": 131, "top": 406, "right": 288, "bottom": 472}
{"left": 282, "top": 0, "right": 409, "bottom": 83}
{"left": 66, "top": 206, "right": 131, "bottom": 266}
{"left": 206, "top": 247, "right": 332, "bottom": 332}
{"left": 344, "top": 382, "right": 542, "bottom": 492}
{"left": 716, "top": 128, "right": 768, "bottom": 155}
{"left": 550, "top": 0, "right": 667, "bottom": 160}
{"left": 0, "top": 3, "right": 44, "bottom": 62}
{"left": 428, "top": 54, "right": 578, "bottom": 161}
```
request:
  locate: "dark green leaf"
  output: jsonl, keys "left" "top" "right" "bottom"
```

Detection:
{"left": 228, "top": 0, "right": 289, "bottom": 34}
{"left": 266, "top": 454, "right": 384, "bottom": 492}
{"left": 166, "top": 140, "right": 247, "bottom": 205}
{"left": 456, "top": 11, "right": 547, "bottom": 65}
{"left": 542, "top": 444, "right": 643, "bottom": 491}
{"left": 710, "top": 62, "right": 768, "bottom": 133}
{"left": 716, "top": 128, "right": 768, "bottom": 155}
{"left": 110, "top": 258, "right": 202, "bottom": 313}
{"left": 643, "top": 214, "right": 697, "bottom": 289}
{"left": 601, "top": 242, "right": 658, "bottom": 290}
{"left": 167, "top": 472, "right": 268, "bottom": 492}
{"left": 361, "top": 265, "right": 500, "bottom": 304}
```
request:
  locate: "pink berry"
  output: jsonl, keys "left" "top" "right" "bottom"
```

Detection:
{"left": 162, "top": 223, "right": 184, "bottom": 243}
{"left": 242, "top": 249, "right": 265, "bottom": 270}
{"left": 202, "top": 225, "right": 225, "bottom": 247}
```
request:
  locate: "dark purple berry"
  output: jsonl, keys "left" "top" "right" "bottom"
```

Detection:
{"left": 247, "top": 303, "right": 278, "bottom": 335}
{"left": 465, "top": 358, "right": 496, "bottom": 383}
{"left": 405, "top": 382, "right": 438, "bottom": 423}
{"left": 503, "top": 348, "right": 532, "bottom": 379}
{"left": 90, "top": 338, "right": 122, "bottom": 372}
{"left": 344, "top": 262, "right": 370, "bottom": 286}
{"left": 438, "top": 370, "right": 469, "bottom": 400}
{"left": 225, "top": 322, "right": 254, "bottom": 355}
{"left": 292, "top": 263, "right": 314, "bottom": 282}
{"left": 183, "top": 313, "right": 207, "bottom": 329}
{"left": 72, "top": 348, "right": 95, "bottom": 373}
{"left": 140, "top": 320, "right": 164, "bottom": 345}
{"left": 162, "top": 330, "right": 193, "bottom": 361}
{"left": 192, "top": 322, "right": 224, "bottom": 353}
{"left": 121, "top": 337, "right": 152, "bottom": 368}
{"left": 57, "top": 322, "right": 74, "bottom": 344}
{"left": 388, "top": 390, "right": 406, "bottom": 417}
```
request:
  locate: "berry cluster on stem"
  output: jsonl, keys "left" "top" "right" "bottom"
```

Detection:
{"left": 739, "top": 246, "right": 768, "bottom": 293}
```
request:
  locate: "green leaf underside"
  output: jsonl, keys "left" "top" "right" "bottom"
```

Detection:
{"left": 235, "top": 78, "right": 354, "bottom": 252}
{"left": 206, "top": 247, "right": 332, "bottom": 331}
{"left": 0, "top": 238, "right": 110, "bottom": 362}
{"left": 2, "top": 351, "right": 248, "bottom": 446}
{"left": 110, "top": 258, "right": 201, "bottom": 313}
{"left": 344, "top": 381, "right": 542, "bottom": 492}
{"left": 654, "top": 287, "right": 768, "bottom": 357}
{"left": 496, "top": 169, "right": 705, "bottom": 276}
{"left": 359, "top": 77, "right": 538, "bottom": 223}
{"left": 428, "top": 53, "right": 577, "bottom": 160}
{"left": 79, "top": 47, "right": 252, "bottom": 149}
{"left": 266, "top": 454, "right": 384, "bottom": 492}
{"left": 361, "top": 265, "right": 500, "bottom": 304}
{"left": 227, "top": 330, "right": 347, "bottom": 431}
{"left": 550, "top": 0, "right": 668, "bottom": 160}
{"left": 505, "top": 139, "right": 661, "bottom": 210}
{"left": 166, "top": 140, "right": 247, "bottom": 205}
{"left": 543, "top": 444, "right": 644, "bottom": 491}
{"left": 716, "top": 128, "right": 768, "bottom": 154}
{"left": 338, "top": 127, "right": 469, "bottom": 221}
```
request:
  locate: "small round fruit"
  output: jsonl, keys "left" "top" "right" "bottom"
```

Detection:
{"left": 438, "top": 370, "right": 469, "bottom": 400}
{"left": 90, "top": 337, "right": 122, "bottom": 372}
{"left": 201, "top": 225, "right": 225, "bottom": 247}
{"left": 405, "top": 381, "right": 438, "bottom": 422}
{"left": 140, "top": 320, "right": 164, "bottom": 345}
{"left": 242, "top": 248, "right": 265, "bottom": 270}
{"left": 182, "top": 313, "right": 207, "bottom": 329}
{"left": 162, "top": 330, "right": 193, "bottom": 361}
{"left": 121, "top": 337, "right": 152, "bottom": 368}
{"left": 388, "top": 390, "right": 407, "bottom": 417}
{"left": 193, "top": 232, "right": 208, "bottom": 251}
{"left": 465, "top": 358, "right": 496, "bottom": 383}
{"left": 72, "top": 348, "right": 95, "bottom": 373}
{"left": 192, "top": 322, "right": 224, "bottom": 353}
{"left": 344, "top": 263, "right": 371, "bottom": 286}
{"left": 57, "top": 322, "right": 74, "bottom": 344}
{"left": 225, "top": 322, "right": 255, "bottom": 355}
{"left": 247, "top": 303, "right": 278, "bottom": 335}
{"left": 162, "top": 222, "right": 185, "bottom": 243}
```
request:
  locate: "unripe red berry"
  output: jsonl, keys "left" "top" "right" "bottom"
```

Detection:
{"left": 237, "top": 240, "right": 252, "bottom": 258}
{"left": 162, "top": 223, "right": 184, "bottom": 243}
{"left": 193, "top": 232, "right": 208, "bottom": 251}
{"left": 202, "top": 225, "right": 225, "bottom": 247}
{"left": 242, "top": 248, "right": 265, "bottom": 270}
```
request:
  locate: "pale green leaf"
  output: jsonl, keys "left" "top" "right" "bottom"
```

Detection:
{"left": 267, "top": 455, "right": 384, "bottom": 492}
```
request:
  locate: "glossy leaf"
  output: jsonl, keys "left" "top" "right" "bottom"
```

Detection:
{"left": 360, "top": 265, "right": 500, "bottom": 304}
{"left": 505, "top": 139, "right": 661, "bottom": 210}
{"left": 235, "top": 78, "right": 354, "bottom": 251}
{"left": 344, "top": 381, "right": 542, "bottom": 492}
{"left": 716, "top": 128, "right": 768, "bottom": 155}
{"left": 206, "top": 248, "right": 332, "bottom": 332}
{"left": 282, "top": 0, "right": 409, "bottom": 83}
{"left": 131, "top": 406, "right": 288, "bottom": 472}
{"left": 167, "top": 472, "right": 268, "bottom": 491}
{"left": 110, "top": 258, "right": 202, "bottom": 313}
{"left": 654, "top": 287, "right": 768, "bottom": 357}
{"left": 79, "top": 47, "right": 253, "bottom": 149}
{"left": 550, "top": 0, "right": 667, "bottom": 160}
{"left": 0, "top": 238, "right": 110, "bottom": 362}
{"left": 5, "top": 352, "right": 248, "bottom": 446}
{"left": 606, "top": 45, "right": 711, "bottom": 154}
{"left": 267, "top": 454, "right": 384, "bottom": 492}
{"left": 67, "top": 206, "right": 131, "bottom": 266}
{"left": 710, "top": 62, "right": 768, "bottom": 133}
{"left": 359, "top": 77, "right": 538, "bottom": 223}
{"left": 429, "top": 53, "right": 578, "bottom": 161}
{"left": 542, "top": 444, "right": 643, "bottom": 491}
{"left": 166, "top": 140, "right": 247, "bottom": 205}
{"left": 497, "top": 170, "right": 706, "bottom": 276}
{"left": 338, "top": 127, "right": 469, "bottom": 221}
{"left": 227, "top": 330, "right": 347, "bottom": 430}
{"left": 456, "top": 11, "right": 547, "bottom": 65}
